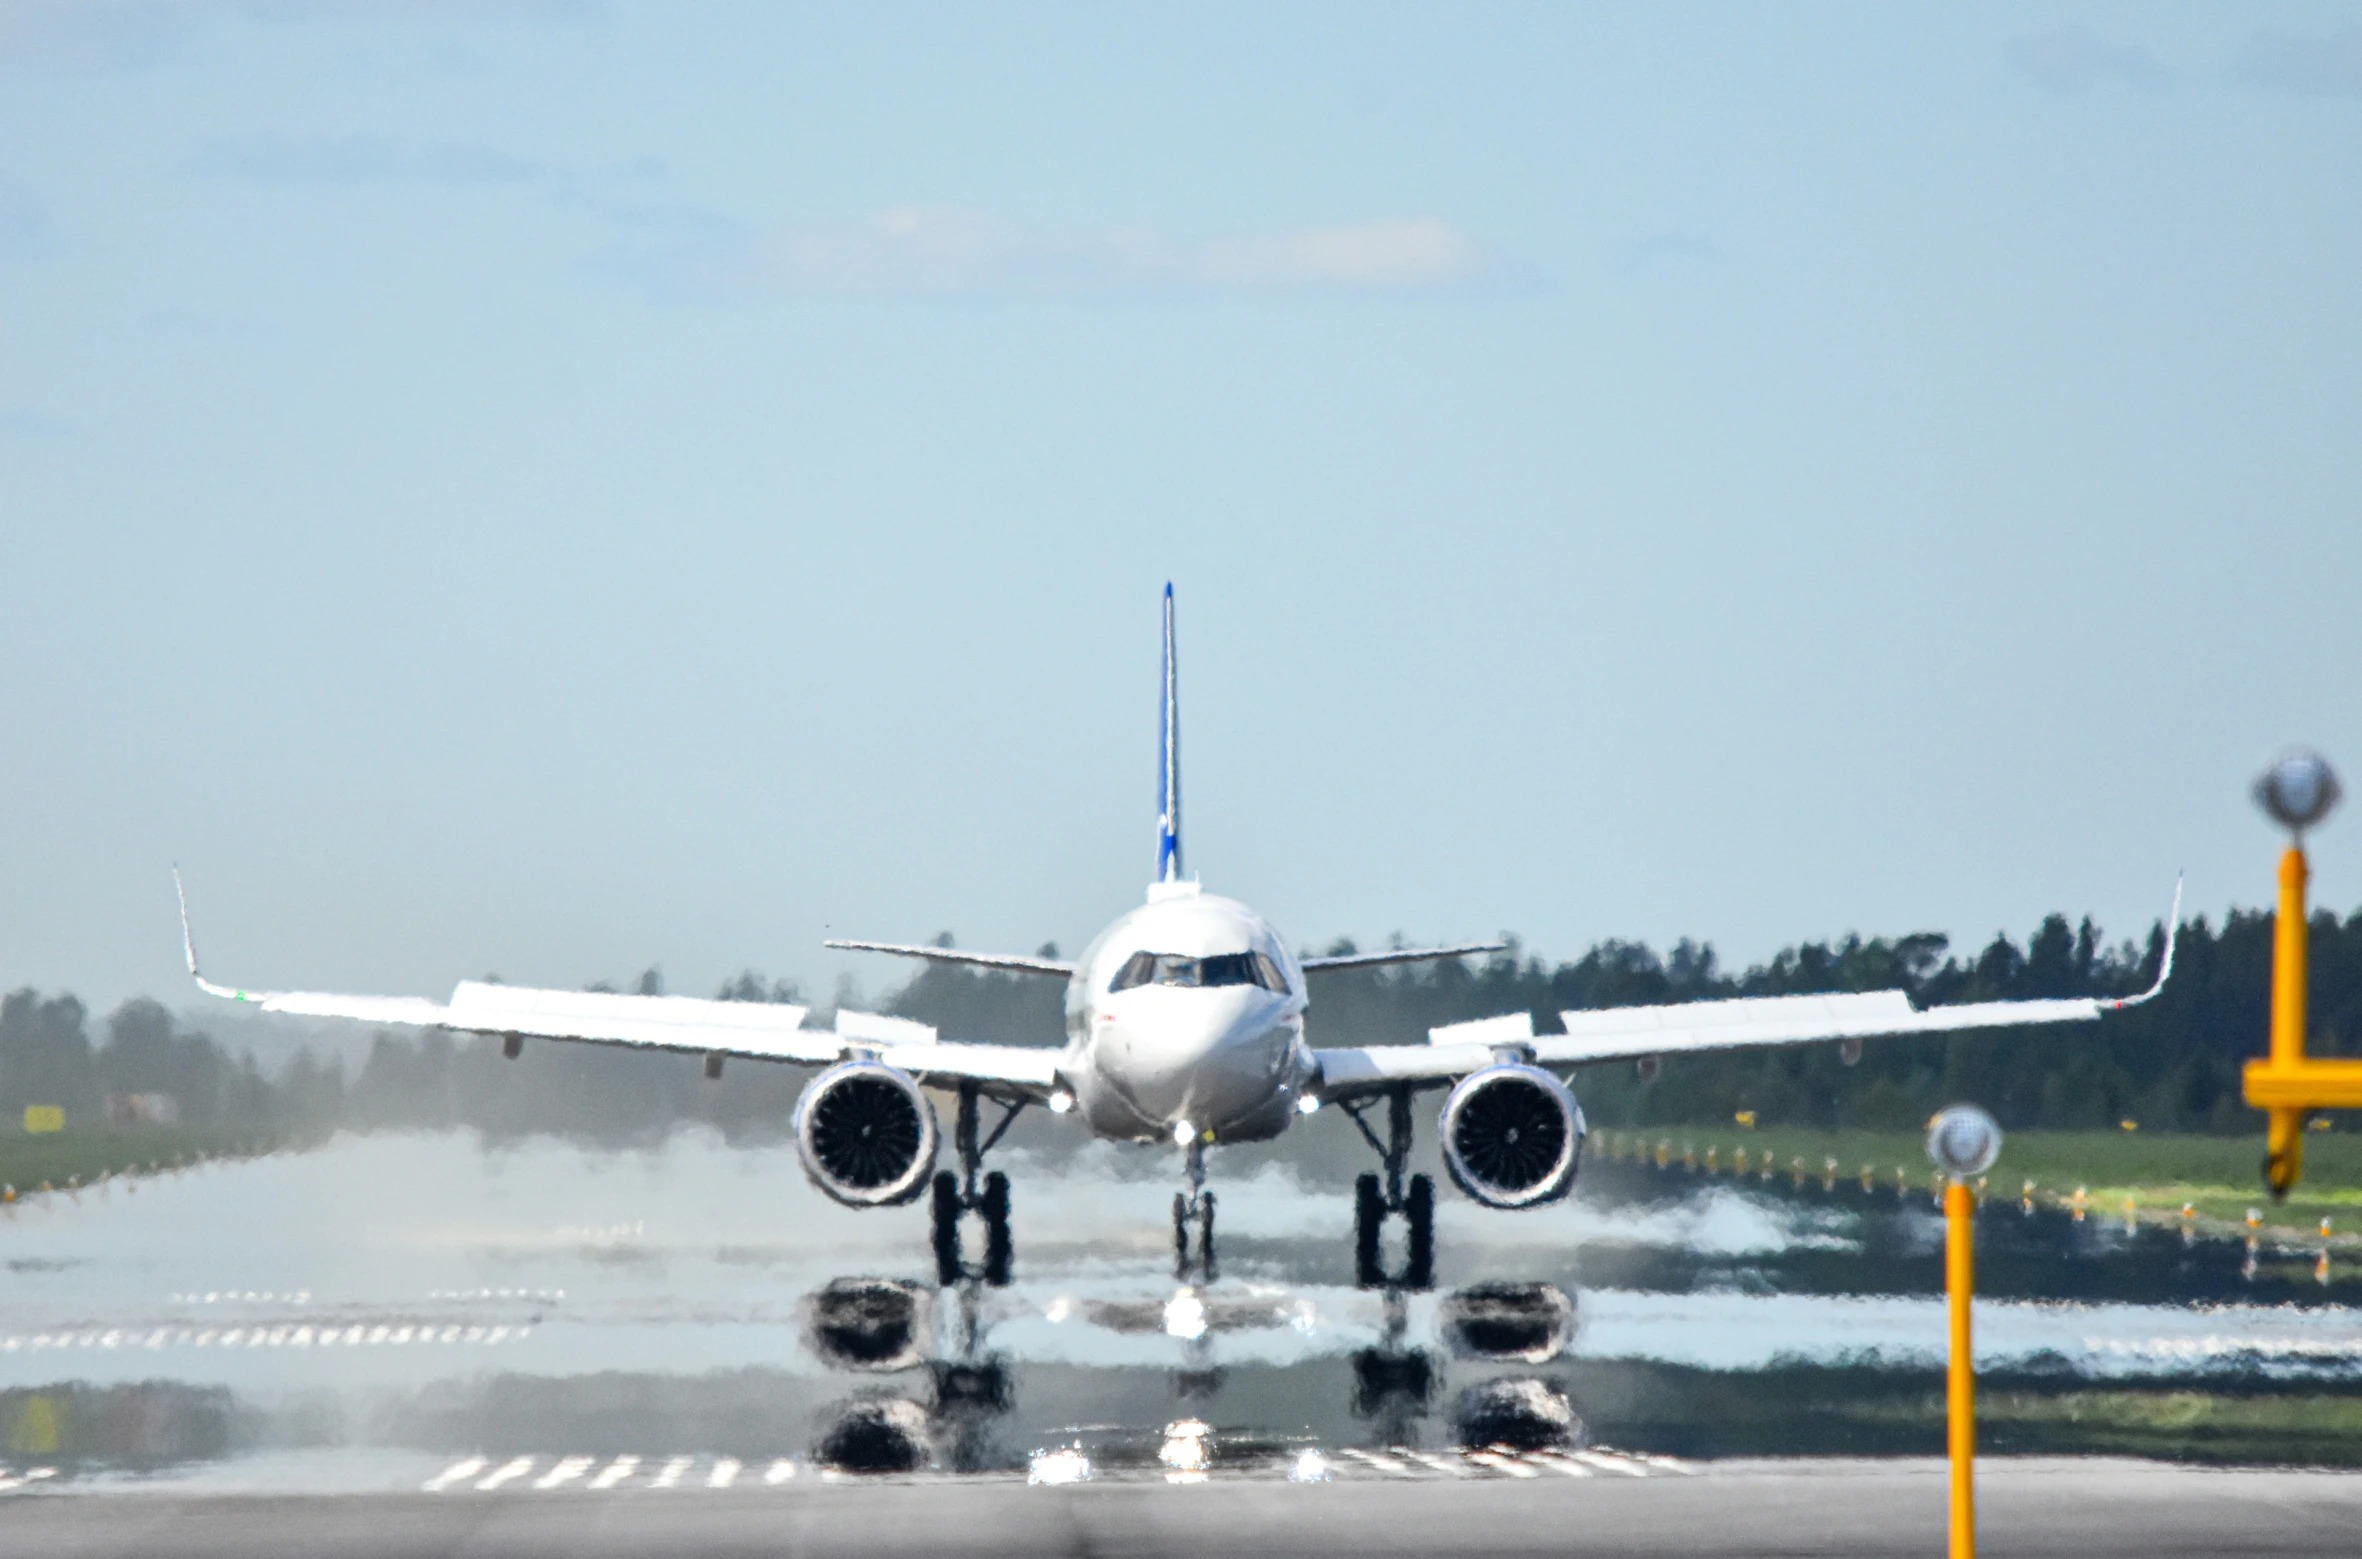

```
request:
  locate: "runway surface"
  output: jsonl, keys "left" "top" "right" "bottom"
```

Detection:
{"left": 2, "top": 1458, "right": 2359, "bottom": 1557}
{"left": 6, "top": 1123, "right": 2362, "bottom": 1551}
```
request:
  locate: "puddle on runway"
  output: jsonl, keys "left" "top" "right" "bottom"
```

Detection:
{"left": 5, "top": 1129, "right": 2362, "bottom": 1490}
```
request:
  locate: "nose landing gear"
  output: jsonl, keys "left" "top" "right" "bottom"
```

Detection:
{"left": 1174, "top": 1136, "right": 1217, "bottom": 1281}
{"left": 1341, "top": 1085, "right": 1435, "bottom": 1291}
{"left": 930, "top": 1082, "right": 1023, "bottom": 1288}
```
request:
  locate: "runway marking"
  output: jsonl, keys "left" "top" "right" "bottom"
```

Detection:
{"left": 0, "top": 1323, "right": 535, "bottom": 1354}
{"left": 401, "top": 1448, "right": 1706, "bottom": 1494}
{"left": 422, "top": 1458, "right": 487, "bottom": 1492}
{"left": 1338, "top": 1448, "right": 1411, "bottom": 1476}
{"left": 1623, "top": 1450, "right": 1695, "bottom": 1475}
{"left": 1464, "top": 1450, "right": 1539, "bottom": 1478}
{"left": 476, "top": 1457, "right": 537, "bottom": 1491}
{"left": 1570, "top": 1450, "right": 1649, "bottom": 1477}
{"left": 1525, "top": 1450, "right": 1594, "bottom": 1478}
{"left": 588, "top": 1456, "right": 639, "bottom": 1490}
{"left": 0, "top": 1468, "right": 59, "bottom": 1493}
{"left": 533, "top": 1456, "right": 595, "bottom": 1490}
{"left": 1400, "top": 1451, "right": 1469, "bottom": 1477}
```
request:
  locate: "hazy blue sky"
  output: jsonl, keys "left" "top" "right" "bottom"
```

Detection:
{"left": 5, "top": 2, "right": 2361, "bottom": 1016}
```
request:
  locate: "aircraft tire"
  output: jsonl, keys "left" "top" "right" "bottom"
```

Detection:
{"left": 1198, "top": 1190, "right": 1217, "bottom": 1283}
{"left": 930, "top": 1171, "right": 963, "bottom": 1286}
{"left": 1405, "top": 1173, "right": 1435, "bottom": 1291}
{"left": 982, "top": 1171, "right": 1013, "bottom": 1287}
{"left": 1354, "top": 1173, "right": 1385, "bottom": 1288}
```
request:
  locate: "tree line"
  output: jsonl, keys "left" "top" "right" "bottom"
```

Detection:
{"left": 3, "top": 903, "right": 2352, "bottom": 1144}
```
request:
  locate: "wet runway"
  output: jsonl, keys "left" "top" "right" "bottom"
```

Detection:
{"left": 4, "top": 1123, "right": 2362, "bottom": 1550}
{"left": 4, "top": 1459, "right": 2361, "bottom": 1557}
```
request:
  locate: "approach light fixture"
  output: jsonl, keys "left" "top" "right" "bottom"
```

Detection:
{"left": 1927, "top": 1105, "right": 2002, "bottom": 1181}
{"left": 2255, "top": 749, "right": 2342, "bottom": 837}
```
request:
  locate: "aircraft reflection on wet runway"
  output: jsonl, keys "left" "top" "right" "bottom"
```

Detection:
{"left": 9, "top": 1131, "right": 2362, "bottom": 1493}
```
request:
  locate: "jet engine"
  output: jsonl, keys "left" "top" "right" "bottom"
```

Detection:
{"left": 794, "top": 1061, "right": 939, "bottom": 1207}
{"left": 1437, "top": 1064, "right": 1585, "bottom": 1209}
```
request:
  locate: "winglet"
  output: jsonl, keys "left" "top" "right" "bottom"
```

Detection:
{"left": 2102, "top": 872, "right": 2183, "bottom": 1011}
{"left": 173, "top": 867, "right": 257, "bottom": 1003}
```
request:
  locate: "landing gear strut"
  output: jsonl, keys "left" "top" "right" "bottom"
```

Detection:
{"left": 1341, "top": 1084, "right": 1434, "bottom": 1291}
{"left": 1174, "top": 1135, "right": 1217, "bottom": 1282}
{"left": 931, "top": 1081, "right": 1022, "bottom": 1288}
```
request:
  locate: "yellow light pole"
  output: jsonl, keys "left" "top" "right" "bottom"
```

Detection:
{"left": 2243, "top": 750, "right": 2356, "bottom": 1196}
{"left": 1927, "top": 1104, "right": 2001, "bottom": 1559}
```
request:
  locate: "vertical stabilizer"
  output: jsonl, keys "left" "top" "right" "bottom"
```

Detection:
{"left": 1157, "top": 583, "right": 1182, "bottom": 883}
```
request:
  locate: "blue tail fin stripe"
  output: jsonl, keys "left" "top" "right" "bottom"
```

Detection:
{"left": 1157, "top": 583, "right": 1181, "bottom": 883}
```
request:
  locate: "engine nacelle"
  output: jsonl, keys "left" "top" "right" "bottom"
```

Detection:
{"left": 1438, "top": 1063, "right": 1585, "bottom": 1209}
{"left": 794, "top": 1060, "right": 939, "bottom": 1207}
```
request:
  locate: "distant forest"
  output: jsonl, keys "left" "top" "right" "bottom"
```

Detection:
{"left": 3, "top": 904, "right": 2357, "bottom": 1144}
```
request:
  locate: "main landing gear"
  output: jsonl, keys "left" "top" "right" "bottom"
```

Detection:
{"left": 1340, "top": 1084, "right": 1435, "bottom": 1291}
{"left": 1174, "top": 1136, "right": 1216, "bottom": 1282}
{"left": 930, "top": 1082, "right": 1022, "bottom": 1289}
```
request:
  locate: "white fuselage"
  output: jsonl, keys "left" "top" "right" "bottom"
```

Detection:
{"left": 1058, "top": 883, "right": 1314, "bottom": 1145}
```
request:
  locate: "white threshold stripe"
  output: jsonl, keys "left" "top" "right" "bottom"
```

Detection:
{"left": 708, "top": 1457, "right": 741, "bottom": 1489}
{"left": 422, "top": 1457, "right": 486, "bottom": 1493}
{"left": 588, "top": 1456, "right": 639, "bottom": 1490}
{"left": 651, "top": 1455, "right": 694, "bottom": 1489}
{"left": 533, "top": 1456, "right": 595, "bottom": 1490}
{"left": 1463, "top": 1450, "right": 1539, "bottom": 1478}
{"left": 763, "top": 1459, "right": 797, "bottom": 1484}
{"left": 476, "top": 1457, "right": 536, "bottom": 1491}
{"left": 1338, "top": 1448, "right": 1411, "bottom": 1476}
{"left": 1400, "top": 1451, "right": 1468, "bottom": 1477}
{"left": 1526, "top": 1450, "right": 1595, "bottom": 1478}
{"left": 1571, "top": 1450, "right": 1650, "bottom": 1477}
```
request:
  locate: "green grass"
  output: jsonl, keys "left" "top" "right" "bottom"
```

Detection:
{"left": 1594, "top": 1125, "right": 2362, "bottom": 1240}
{"left": 0, "top": 1128, "right": 284, "bottom": 1201}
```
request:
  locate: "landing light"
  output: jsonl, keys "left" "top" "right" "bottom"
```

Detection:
{"left": 1296, "top": 1094, "right": 1321, "bottom": 1115}
{"left": 1047, "top": 1090, "right": 1075, "bottom": 1115}
{"left": 1172, "top": 1119, "right": 1194, "bottom": 1145}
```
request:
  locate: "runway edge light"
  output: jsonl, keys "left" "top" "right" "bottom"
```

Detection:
{"left": 2242, "top": 749, "right": 2359, "bottom": 1196}
{"left": 1927, "top": 1103, "right": 2001, "bottom": 1559}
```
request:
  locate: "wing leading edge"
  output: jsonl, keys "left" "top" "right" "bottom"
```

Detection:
{"left": 1314, "top": 880, "right": 2182, "bottom": 1100}
{"left": 174, "top": 874, "right": 1060, "bottom": 1092}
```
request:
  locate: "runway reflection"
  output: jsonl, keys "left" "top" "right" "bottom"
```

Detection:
{"left": 6, "top": 1133, "right": 2362, "bottom": 1488}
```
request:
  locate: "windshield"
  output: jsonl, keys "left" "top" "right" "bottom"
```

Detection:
{"left": 1109, "top": 950, "right": 1289, "bottom": 994}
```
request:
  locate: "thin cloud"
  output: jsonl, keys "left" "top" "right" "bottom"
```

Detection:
{"left": 238, "top": 1, "right": 601, "bottom": 20}
{"left": 2231, "top": 24, "right": 2362, "bottom": 99}
{"left": 1620, "top": 231, "right": 1718, "bottom": 274}
{"left": 0, "top": 0, "right": 599, "bottom": 72}
{"left": 184, "top": 133, "right": 559, "bottom": 187}
{"left": 2007, "top": 26, "right": 2164, "bottom": 94}
{"left": 713, "top": 206, "right": 1500, "bottom": 299}
{"left": 0, "top": 1, "right": 190, "bottom": 71}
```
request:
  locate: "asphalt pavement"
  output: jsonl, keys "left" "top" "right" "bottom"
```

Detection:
{"left": 3, "top": 1458, "right": 2358, "bottom": 1558}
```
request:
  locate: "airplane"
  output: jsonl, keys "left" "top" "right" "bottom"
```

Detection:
{"left": 176, "top": 584, "right": 2179, "bottom": 1290}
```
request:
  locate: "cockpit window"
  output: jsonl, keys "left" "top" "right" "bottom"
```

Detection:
{"left": 1109, "top": 950, "right": 1289, "bottom": 994}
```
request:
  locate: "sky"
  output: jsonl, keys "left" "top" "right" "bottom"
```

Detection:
{"left": 4, "top": 2, "right": 2361, "bottom": 1018}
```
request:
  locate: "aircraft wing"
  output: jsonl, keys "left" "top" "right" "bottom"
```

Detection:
{"left": 1311, "top": 991, "right": 2123, "bottom": 1100}
{"left": 176, "top": 878, "right": 1061, "bottom": 1092}
{"left": 1313, "top": 883, "right": 2179, "bottom": 1100}
{"left": 191, "top": 973, "right": 1061, "bottom": 1088}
